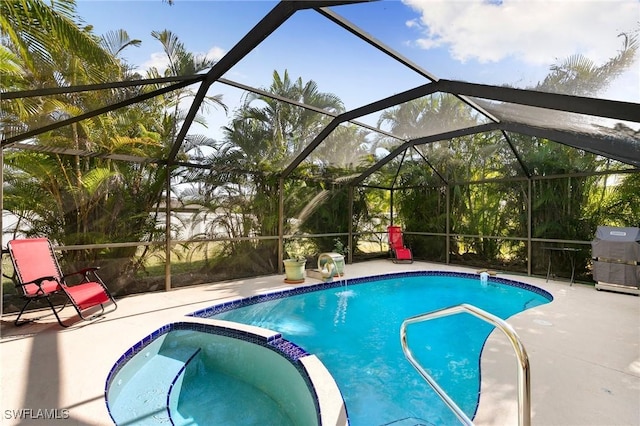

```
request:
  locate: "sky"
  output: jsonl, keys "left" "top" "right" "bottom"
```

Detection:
{"left": 75, "top": 0, "right": 640, "bottom": 139}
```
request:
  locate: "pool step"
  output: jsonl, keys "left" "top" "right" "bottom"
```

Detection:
{"left": 110, "top": 347, "right": 198, "bottom": 425}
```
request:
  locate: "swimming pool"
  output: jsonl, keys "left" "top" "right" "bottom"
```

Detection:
{"left": 193, "top": 271, "right": 552, "bottom": 425}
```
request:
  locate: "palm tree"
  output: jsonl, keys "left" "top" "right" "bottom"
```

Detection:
{"left": 220, "top": 69, "right": 343, "bottom": 169}
{"left": 0, "top": 0, "right": 114, "bottom": 73}
{"left": 2, "top": 10, "right": 229, "bottom": 292}
{"left": 218, "top": 69, "right": 345, "bottom": 233}
{"left": 2, "top": 0, "right": 133, "bottom": 250}
{"left": 183, "top": 70, "right": 346, "bottom": 269}
{"left": 377, "top": 34, "right": 639, "bottom": 269}
{"left": 0, "top": 0, "right": 118, "bottom": 132}
{"left": 375, "top": 94, "right": 503, "bottom": 257}
{"left": 524, "top": 33, "right": 639, "bottom": 253}
{"left": 536, "top": 33, "right": 638, "bottom": 97}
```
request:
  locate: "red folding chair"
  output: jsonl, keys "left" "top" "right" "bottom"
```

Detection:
{"left": 387, "top": 226, "right": 413, "bottom": 263}
{"left": 7, "top": 238, "right": 117, "bottom": 327}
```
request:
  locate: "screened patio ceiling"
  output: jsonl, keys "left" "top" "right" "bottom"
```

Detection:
{"left": 2, "top": 0, "right": 640, "bottom": 187}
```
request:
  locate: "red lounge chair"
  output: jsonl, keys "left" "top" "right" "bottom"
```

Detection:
{"left": 7, "top": 238, "right": 117, "bottom": 327}
{"left": 387, "top": 226, "right": 413, "bottom": 263}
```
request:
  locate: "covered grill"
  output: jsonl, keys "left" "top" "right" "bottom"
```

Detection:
{"left": 591, "top": 226, "right": 640, "bottom": 295}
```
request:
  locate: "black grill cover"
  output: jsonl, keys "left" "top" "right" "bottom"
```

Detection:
{"left": 592, "top": 226, "right": 640, "bottom": 287}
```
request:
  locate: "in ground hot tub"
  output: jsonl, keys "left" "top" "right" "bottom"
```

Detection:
{"left": 105, "top": 319, "right": 346, "bottom": 425}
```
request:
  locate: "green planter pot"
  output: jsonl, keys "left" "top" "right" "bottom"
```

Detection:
{"left": 283, "top": 259, "right": 306, "bottom": 284}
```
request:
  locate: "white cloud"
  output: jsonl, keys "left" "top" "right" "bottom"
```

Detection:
{"left": 402, "top": 0, "right": 639, "bottom": 65}
{"left": 206, "top": 46, "right": 226, "bottom": 62}
{"left": 139, "top": 45, "right": 227, "bottom": 74}
{"left": 142, "top": 51, "right": 170, "bottom": 72}
{"left": 405, "top": 18, "right": 421, "bottom": 29}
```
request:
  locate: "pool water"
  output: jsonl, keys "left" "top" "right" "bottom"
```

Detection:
{"left": 168, "top": 332, "right": 306, "bottom": 426}
{"left": 209, "top": 273, "right": 551, "bottom": 425}
{"left": 175, "top": 360, "right": 295, "bottom": 425}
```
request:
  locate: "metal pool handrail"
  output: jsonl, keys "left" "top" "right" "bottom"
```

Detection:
{"left": 400, "top": 303, "right": 531, "bottom": 426}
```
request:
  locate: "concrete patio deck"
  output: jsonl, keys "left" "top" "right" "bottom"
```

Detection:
{"left": 1, "top": 260, "right": 638, "bottom": 426}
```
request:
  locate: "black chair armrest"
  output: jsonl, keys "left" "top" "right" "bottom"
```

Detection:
{"left": 17, "top": 275, "right": 61, "bottom": 296}
{"left": 20, "top": 275, "right": 59, "bottom": 287}
{"left": 63, "top": 267, "right": 101, "bottom": 282}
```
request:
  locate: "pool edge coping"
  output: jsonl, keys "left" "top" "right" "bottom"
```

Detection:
{"left": 188, "top": 270, "right": 553, "bottom": 319}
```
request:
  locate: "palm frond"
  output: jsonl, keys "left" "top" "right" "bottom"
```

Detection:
{"left": 100, "top": 29, "right": 141, "bottom": 57}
